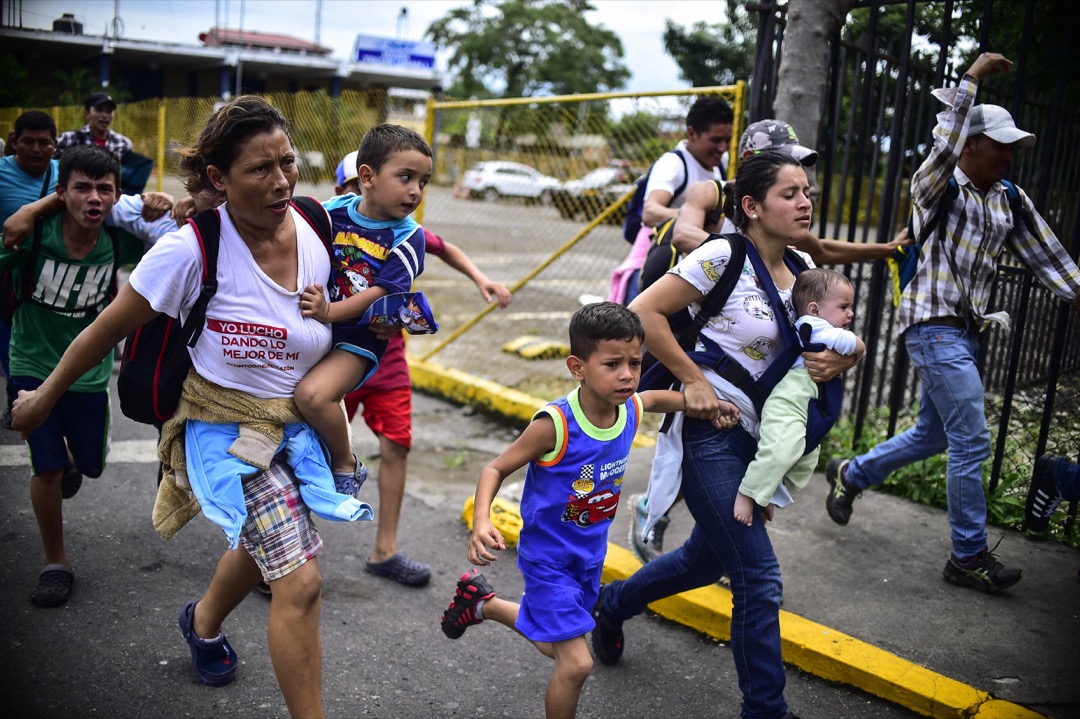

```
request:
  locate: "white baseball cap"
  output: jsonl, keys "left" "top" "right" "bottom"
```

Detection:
{"left": 969, "top": 104, "right": 1036, "bottom": 148}
{"left": 336, "top": 150, "right": 359, "bottom": 186}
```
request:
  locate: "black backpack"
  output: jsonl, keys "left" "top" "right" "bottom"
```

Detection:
{"left": 117, "top": 196, "right": 332, "bottom": 425}
{"left": 621, "top": 150, "right": 688, "bottom": 243}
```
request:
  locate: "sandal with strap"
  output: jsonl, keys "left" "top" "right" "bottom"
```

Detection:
{"left": 332, "top": 453, "right": 368, "bottom": 498}
{"left": 178, "top": 600, "right": 238, "bottom": 686}
{"left": 366, "top": 552, "right": 432, "bottom": 586}
{"left": 31, "top": 563, "right": 74, "bottom": 608}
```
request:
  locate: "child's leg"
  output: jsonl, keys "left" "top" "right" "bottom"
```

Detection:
{"left": 546, "top": 637, "right": 593, "bottom": 719}
{"left": 295, "top": 349, "right": 368, "bottom": 473}
{"left": 31, "top": 468, "right": 67, "bottom": 565}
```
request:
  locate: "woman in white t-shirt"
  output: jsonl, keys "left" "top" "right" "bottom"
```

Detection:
{"left": 591, "top": 152, "right": 858, "bottom": 719}
{"left": 12, "top": 97, "right": 342, "bottom": 718}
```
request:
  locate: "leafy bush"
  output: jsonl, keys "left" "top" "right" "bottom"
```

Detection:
{"left": 819, "top": 404, "right": 1078, "bottom": 549}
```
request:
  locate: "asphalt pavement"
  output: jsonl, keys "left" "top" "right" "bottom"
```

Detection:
{"left": 0, "top": 372, "right": 1077, "bottom": 719}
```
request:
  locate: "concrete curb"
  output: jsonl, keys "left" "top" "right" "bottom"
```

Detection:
{"left": 459, "top": 496, "right": 1045, "bottom": 719}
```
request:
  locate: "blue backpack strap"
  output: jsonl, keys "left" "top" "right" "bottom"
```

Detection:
{"left": 1000, "top": 179, "right": 1040, "bottom": 238}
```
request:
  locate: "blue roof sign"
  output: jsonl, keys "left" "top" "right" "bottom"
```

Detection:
{"left": 353, "top": 34, "right": 435, "bottom": 70}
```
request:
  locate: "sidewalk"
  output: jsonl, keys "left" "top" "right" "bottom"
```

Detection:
{"left": 415, "top": 358, "right": 1080, "bottom": 719}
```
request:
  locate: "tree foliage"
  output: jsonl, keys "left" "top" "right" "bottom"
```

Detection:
{"left": 662, "top": 1, "right": 756, "bottom": 88}
{"left": 425, "top": 0, "right": 630, "bottom": 99}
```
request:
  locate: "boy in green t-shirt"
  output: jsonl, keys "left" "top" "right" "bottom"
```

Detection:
{"left": 0, "top": 145, "right": 144, "bottom": 608}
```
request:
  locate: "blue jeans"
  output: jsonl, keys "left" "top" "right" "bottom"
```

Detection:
{"left": 602, "top": 420, "right": 787, "bottom": 719}
{"left": 847, "top": 323, "right": 991, "bottom": 558}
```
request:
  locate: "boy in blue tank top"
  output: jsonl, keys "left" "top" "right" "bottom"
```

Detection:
{"left": 440, "top": 302, "right": 687, "bottom": 718}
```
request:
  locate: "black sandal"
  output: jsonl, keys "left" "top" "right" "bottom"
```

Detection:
{"left": 31, "top": 564, "right": 74, "bottom": 608}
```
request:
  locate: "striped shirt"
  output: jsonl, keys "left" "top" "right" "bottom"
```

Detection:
{"left": 900, "top": 75, "right": 1080, "bottom": 333}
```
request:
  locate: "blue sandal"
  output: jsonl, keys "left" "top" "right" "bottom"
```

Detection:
{"left": 332, "top": 453, "right": 368, "bottom": 498}
{"left": 365, "top": 552, "right": 432, "bottom": 586}
{"left": 178, "top": 600, "right": 237, "bottom": 687}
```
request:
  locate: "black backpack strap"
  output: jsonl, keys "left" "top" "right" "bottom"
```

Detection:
{"left": 39, "top": 164, "right": 54, "bottom": 199}
{"left": 671, "top": 149, "right": 690, "bottom": 201}
{"left": 678, "top": 233, "right": 746, "bottom": 350}
{"left": 104, "top": 225, "right": 122, "bottom": 300}
{"left": 18, "top": 219, "right": 45, "bottom": 305}
{"left": 291, "top": 196, "right": 333, "bottom": 251}
{"left": 184, "top": 208, "right": 222, "bottom": 348}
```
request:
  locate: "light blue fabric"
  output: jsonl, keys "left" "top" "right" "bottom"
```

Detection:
{"left": 184, "top": 420, "right": 373, "bottom": 548}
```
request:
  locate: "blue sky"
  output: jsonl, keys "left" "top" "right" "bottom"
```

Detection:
{"left": 20, "top": 0, "right": 727, "bottom": 94}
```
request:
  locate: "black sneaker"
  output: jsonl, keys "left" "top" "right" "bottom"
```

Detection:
{"left": 942, "top": 543, "right": 1023, "bottom": 592}
{"left": 60, "top": 466, "right": 83, "bottom": 500}
{"left": 590, "top": 586, "right": 624, "bottom": 665}
{"left": 1025, "top": 454, "right": 1063, "bottom": 533}
{"left": 825, "top": 458, "right": 859, "bottom": 525}
{"left": 440, "top": 569, "right": 495, "bottom": 639}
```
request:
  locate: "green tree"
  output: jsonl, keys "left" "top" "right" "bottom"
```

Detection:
{"left": 662, "top": 1, "right": 756, "bottom": 88}
{"left": 426, "top": 0, "right": 630, "bottom": 99}
{"left": 0, "top": 53, "right": 30, "bottom": 108}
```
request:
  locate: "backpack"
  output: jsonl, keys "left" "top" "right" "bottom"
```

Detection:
{"left": 621, "top": 150, "right": 688, "bottom": 243}
{"left": 641, "top": 233, "right": 841, "bottom": 455}
{"left": 637, "top": 179, "right": 725, "bottom": 294}
{"left": 117, "top": 196, "right": 333, "bottom": 425}
{"left": 1, "top": 166, "right": 56, "bottom": 328}
{"left": 887, "top": 178, "right": 1036, "bottom": 307}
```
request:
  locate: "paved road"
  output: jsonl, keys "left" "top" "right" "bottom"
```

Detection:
{"left": 1, "top": 376, "right": 931, "bottom": 719}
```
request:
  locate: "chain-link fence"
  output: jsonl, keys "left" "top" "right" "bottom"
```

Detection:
{"left": 0, "top": 88, "right": 419, "bottom": 190}
{"left": 408, "top": 86, "right": 745, "bottom": 401}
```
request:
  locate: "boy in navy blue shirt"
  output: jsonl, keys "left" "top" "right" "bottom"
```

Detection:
{"left": 297, "top": 125, "right": 431, "bottom": 495}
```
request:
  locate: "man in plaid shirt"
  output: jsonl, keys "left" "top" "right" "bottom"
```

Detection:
{"left": 54, "top": 93, "right": 133, "bottom": 161}
{"left": 824, "top": 52, "right": 1080, "bottom": 593}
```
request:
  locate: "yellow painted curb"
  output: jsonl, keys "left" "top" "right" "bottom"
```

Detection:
{"left": 502, "top": 336, "right": 571, "bottom": 360}
{"left": 460, "top": 495, "right": 1045, "bottom": 719}
{"left": 408, "top": 356, "right": 655, "bottom": 448}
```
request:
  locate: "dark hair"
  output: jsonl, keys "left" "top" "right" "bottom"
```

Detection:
{"left": 721, "top": 150, "right": 804, "bottom": 229}
{"left": 14, "top": 111, "right": 57, "bottom": 141}
{"left": 687, "top": 96, "right": 734, "bottom": 134}
{"left": 58, "top": 144, "right": 120, "bottom": 188}
{"left": 791, "top": 267, "right": 852, "bottom": 316}
{"left": 356, "top": 123, "right": 433, "bottom": 172}
{"left": 179, "top": 95, "right": 290, "bottom": 194}
{"left": 568, "top": 302, "right": 645, "bottom": 359}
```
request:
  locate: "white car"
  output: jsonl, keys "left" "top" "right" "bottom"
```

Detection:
{"left": 460, "top": 161, "right": 562, "bottom": 203}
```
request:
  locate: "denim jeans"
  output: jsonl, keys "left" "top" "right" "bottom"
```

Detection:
{"left": 846, "top": 323, "right": 991, "bottom": 558}
{"left": 602, "top": 420, "right": 787, "bottom": 719}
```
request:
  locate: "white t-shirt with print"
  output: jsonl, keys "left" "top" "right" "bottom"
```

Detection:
{"left": 129, "top": 203, "right": 333, "bottom": 399}
{"left": 644, "top": 140, "right": 723, "bottom": 211}
{"left": 670, "top": 236, "right": 814, "bottom": 433}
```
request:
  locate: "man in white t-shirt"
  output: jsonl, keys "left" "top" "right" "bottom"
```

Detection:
{"left": 642, "top": 96, "right": 733, "bottom": 230}
{"left": 610, "top": 96, "right": 733, "bottom": 306}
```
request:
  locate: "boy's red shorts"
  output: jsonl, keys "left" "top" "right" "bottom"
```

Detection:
{"left": 344, "top": 384, "right": 412, "bottom": 450}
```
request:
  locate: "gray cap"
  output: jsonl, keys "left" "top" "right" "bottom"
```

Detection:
{"left": 738, "top": 120, "right": 818, "bottom": 166}
{"left": 970, "top": 104, "right": 1035, "bottom": 148}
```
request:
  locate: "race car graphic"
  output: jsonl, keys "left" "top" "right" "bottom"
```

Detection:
{"left": 561, "top": 488, "right": 620, "bottom": 528}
